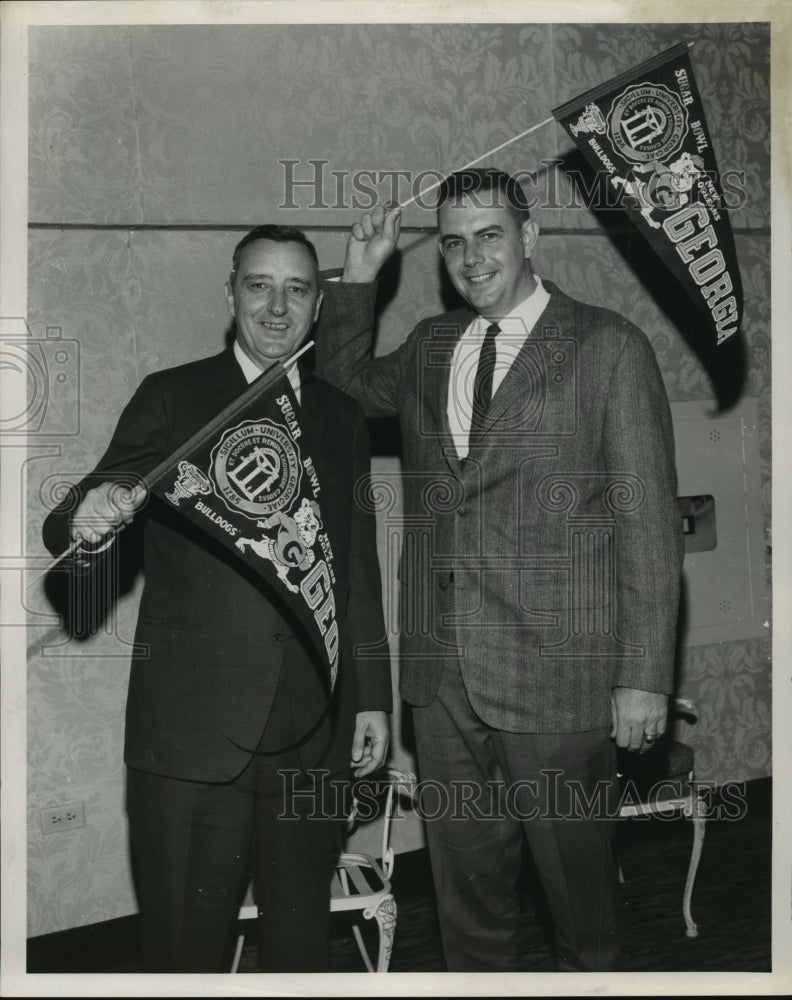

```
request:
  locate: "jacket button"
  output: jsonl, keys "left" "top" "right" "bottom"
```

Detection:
{"left": 273, "top": 632, "right": 284, "bottom": 642}
{"left": 457, "top": 507, "right": 467, "bottom": 517}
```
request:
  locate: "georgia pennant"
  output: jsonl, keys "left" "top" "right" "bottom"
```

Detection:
{"left": 552, "top": 42, "right": 742, "bottom": 347}
{"left": 145, "top": 365, "right": 340, "bottom": 690}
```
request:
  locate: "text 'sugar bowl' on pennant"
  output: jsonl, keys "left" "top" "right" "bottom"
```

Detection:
{"left": 552, "top": 41, "right": 742, "bottom": 348}
{"left": 146, "top": 365, "right": 340, "bottom": 691}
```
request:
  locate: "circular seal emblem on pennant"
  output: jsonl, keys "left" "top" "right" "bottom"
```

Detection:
{"left": 211, "top": 419, "right": 302, "bottom": 518}
{"left": 608, "top": 83, "right": 688, "bottom": 163}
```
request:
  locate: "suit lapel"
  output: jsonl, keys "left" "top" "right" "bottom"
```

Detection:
{"left": 467, "top": 288, "right": 565, "bottom": 452}
{"left": 296, "top": 370, "right": 322, "bottom": 450}
{"left": 422, "top": 309, "right": 474, "bottom": 475}
{"left": 204, "top": 345, "right": 248, "bottom": 402}
{"left": 296, "top": 372, "right": 344, "bottom": 493}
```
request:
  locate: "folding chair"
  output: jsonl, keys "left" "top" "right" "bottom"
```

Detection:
{"left": 231, "top": 766, "right": 416, "bottom": 972}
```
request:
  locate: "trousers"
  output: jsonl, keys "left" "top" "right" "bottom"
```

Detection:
{"left": 126, "top": 647, "right": 346, "bottom": 973}
{"left": 411, "top": 658, "right": 622, "bottom": 972}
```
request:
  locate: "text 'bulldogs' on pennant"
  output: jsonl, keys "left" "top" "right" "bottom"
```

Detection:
{"left": 552, "top": 42, "right": 742, "bottom": 347}
{"left": 148, "top": 371, "right": 340, "bottom": 689}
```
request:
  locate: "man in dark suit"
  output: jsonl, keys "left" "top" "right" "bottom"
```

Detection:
{"left": 315, "top": 170, "right": 684, "bottom": 971}
{"left": 42, "top": 225, "right": 392, "bottom": 973}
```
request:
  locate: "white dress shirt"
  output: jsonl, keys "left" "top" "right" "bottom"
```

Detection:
{"left": 447, "top": 278, "right": 550, "bottom": 459}
{"left": 233, "top": 340, "right": 301, "bottom": 403}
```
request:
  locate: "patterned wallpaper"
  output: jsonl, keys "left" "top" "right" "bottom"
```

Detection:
{"left": 26, "top": 21, "right": 770, "bottom": 936}
{"left": 29, "top": 22, "right": 769, "bottom": 230}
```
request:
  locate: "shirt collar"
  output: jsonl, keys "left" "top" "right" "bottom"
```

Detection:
{"left": 233, "top": 340, "right": 301, "bottom": 399}
{"left": 474, "top": 276, "right": 549, "bottom": 336}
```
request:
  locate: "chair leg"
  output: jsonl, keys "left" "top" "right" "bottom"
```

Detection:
{"left": 683, "top": 798, "right": 707, "bottom": 938}
{"left": 362, "top": 894, "right": 397, "bottom": 972}
{"left": 230, "top": 931, "right": 245, "bottom": 973}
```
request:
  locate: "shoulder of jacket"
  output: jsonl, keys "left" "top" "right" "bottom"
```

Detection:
{"left": 410, "top": 307, "right": 475, "bottom": 341}
{"left": 543, "top": 282, "right": 647, "bottom": 349}
{"left": 305, "top": 372, "right": 362, "bottom": 417}
{"left": 144, "top": 350, "right": 230, "bottom": 386}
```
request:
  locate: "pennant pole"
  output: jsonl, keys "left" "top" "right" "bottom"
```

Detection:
{"left": 141, "top": 339, "right": 312, "bottom": 490}
{"left": 33, "top": 340, "right": 315, "bottom": 582}
{"left": 393, "top": 42, "right": 694, "bottom": 214}
{"left": 396, "top": 116, "right": 555, "bottom": 211}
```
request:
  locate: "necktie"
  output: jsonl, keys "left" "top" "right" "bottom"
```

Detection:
{"left": 468, "top": 322, "right": 500, "bottom": 447}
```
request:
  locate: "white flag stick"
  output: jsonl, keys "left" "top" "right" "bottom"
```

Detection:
{"left": 396, "top": 41, "right": 696, "bottom": 214}
{"left": 32, "top": 340, "right": 315, "bottom": 583}
{"left": 397, "top": 115, "right": 555, "bottom": 212}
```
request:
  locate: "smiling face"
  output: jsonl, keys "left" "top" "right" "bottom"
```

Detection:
{"left": 438, "top": 197, "right": 539, "bottom": 319}
{"left": 226, "top": 238, "right": 322, "bottom": 369}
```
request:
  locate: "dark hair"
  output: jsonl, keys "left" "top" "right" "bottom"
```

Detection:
{"left": 436, "top": 169, "right": 531, "bottom": 224}
{"left": 229, "top": 225, "right": 319, "bottom": 284}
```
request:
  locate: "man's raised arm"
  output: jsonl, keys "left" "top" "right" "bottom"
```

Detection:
{"left": 315, "top": 206, "right": 405, "bottom": 417}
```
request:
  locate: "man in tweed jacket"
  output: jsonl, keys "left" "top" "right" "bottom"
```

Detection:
{"left": 315, "top": 169, "right": 684, "bottom": 971}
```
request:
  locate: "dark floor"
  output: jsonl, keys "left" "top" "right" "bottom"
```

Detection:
{"left": 28, "top": 777, "right": 771, "bottom": 975}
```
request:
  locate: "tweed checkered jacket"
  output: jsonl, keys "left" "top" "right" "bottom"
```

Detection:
{"left": 316, "top": 279, "right": 683, "bottom": 734}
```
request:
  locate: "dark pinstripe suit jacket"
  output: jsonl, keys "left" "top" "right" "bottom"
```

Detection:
{"left": 315, "top": 279, "right": 683, "bottom": 734}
